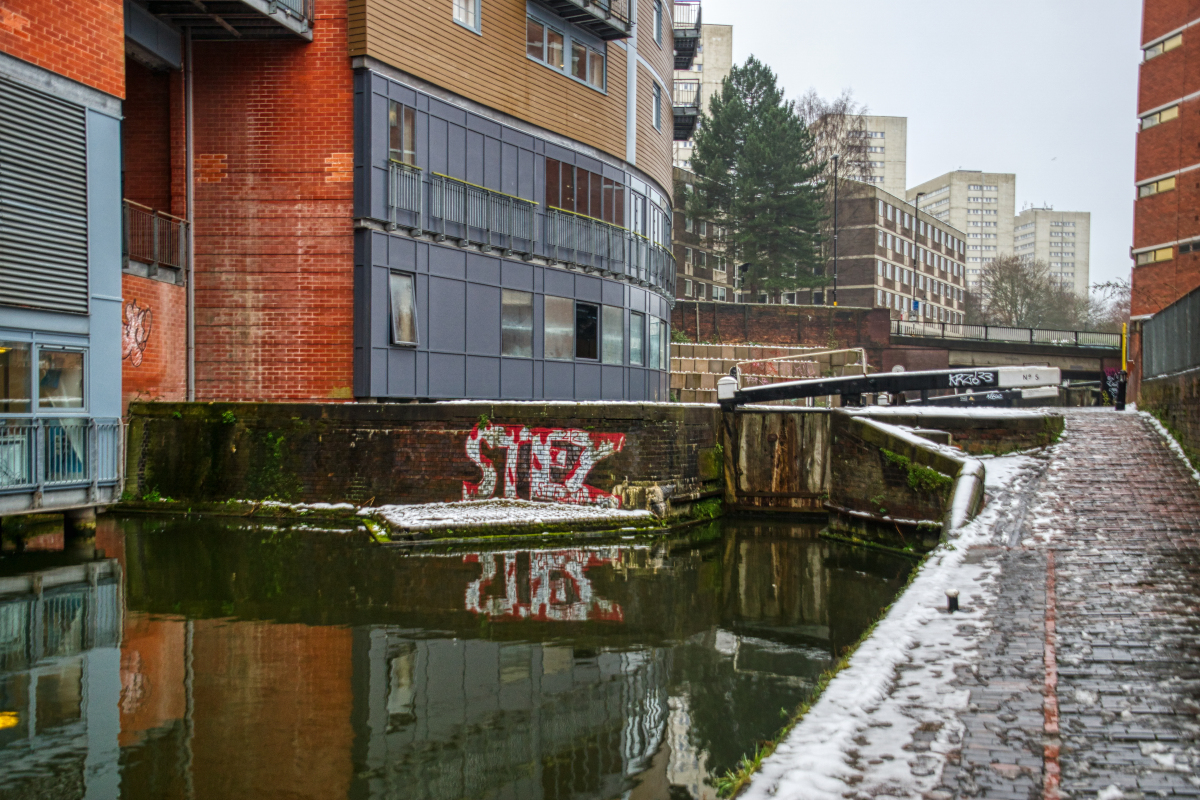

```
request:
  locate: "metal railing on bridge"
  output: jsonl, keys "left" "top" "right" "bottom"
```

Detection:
{"left": 891, "top": 320, "right": 1121, "bottom": 349}
{"left": 0, "top": 419, "right": 123, "bottom": 494}
{"left": 123, "top": 200, "right": 189, "bottom": 272}
{"left": 1143, "top": 284, "right": 1200, "bottom": 379}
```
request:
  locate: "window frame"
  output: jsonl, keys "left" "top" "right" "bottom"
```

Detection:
{"left": 501, "top": 289, "right": 534, "bottom": 358}
{"left": 36, "top": 345, "right": 87, "bottom": 412}
{"left": 525, "top": 10, "right": 608, "bottom": 94}
{"left": 388, "top": 271, "right": 419, "bottom": 347}
{"left": 388, "top": 101, "right": 417, "bottom": 166}
{"left": 601, "top": 305, "right": 624, "bottom": 365}
{"left": 452, "top": 0, "right": 482, "bottom": 35}
{"left": 575, "top": 301, "right": 600, "bottom": 361}
{"left": 653, "top": 0, "right": 664, "bottom": 46}
{"left": 652, "top": 82, "right": 663, "bottom": 131}
{"left": 630, "top": 311, "right": 646, "bottom": 366}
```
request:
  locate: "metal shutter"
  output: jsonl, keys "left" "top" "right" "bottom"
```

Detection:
{"left": 0, "top": 78, "right": 89, "bottom": 314}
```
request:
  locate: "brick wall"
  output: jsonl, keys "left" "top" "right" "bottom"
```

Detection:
{"left": 125, "top": 401, "right": 723, "bottom": 513}
{"left": 123, "top": 59, "right": 173, "bottom": 212}
{"left": 183, "top": 0, "right": 356, "bottom": 401}
{"left": 673, "top": 301, "right": 892, "bottom": 356}
{"left": 122, "top": 274, "right": 188, "bottom": 411}
{"left": 1139, "top": 368, "right": 1200, "bottom": 470}
{"left": 0, "top": 0, "right": 124, "bottom": 98}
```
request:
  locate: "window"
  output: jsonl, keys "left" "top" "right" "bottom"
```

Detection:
{"left": 0, "top": 342, "right": 31, "bottom": 413}
{"left": 1145, "top": 32, "right": 1183, "bottom": 60}
{"left": 696, "top": 251, "right": 706, "bottom": 268}
{"left": 544, "top": 296, "right": 574, "bottom": 359}
{"left": 630, "top": 312, "right": 645, "bottom": 365}
{"left": 714, "top": 256, "right": 726, "bottom": 273}
{"left": 545, "top": 159, "right": 624, "bottom": 224}
{"left": 38, "top": 349, "right": 84, "bottom": 409}
{"left": 388, "top": 272, "right": 418, "bottom": 345}
{"left": 575, "top": 302, "right": 599, "bottom": 360}
{"left": 684, "top": 217, "right": 694, "bottom": 233}
{"left": 526, "top": 18, "right": 545, "bottom": 60}
{"left": 684, "top": 278, "right": 692, "bottom": 295}
{"left": 388, "top": 101, "right": 416, "bottom": 165}
{"left": 547, "top": 28, "right": 565, "bottom": 69}
{"left": 653, "top": 0, "right": 663, "bottom": 45}
{"left": 1140, "top": 176, "right": 1176, "bottom": 197}
{"left": 1136, "top": 247, "right": 1175, "bottom": 265}
{"left": 878, "top": 199, "right": 885, "bottom": 217}
{"left": 453, "top": 0, "right": 480, "bottom": 33}
{"left": 601, "top": 306, "right": 623, "bottom": 364}
{"left": 648, "top": 318, "right": 663, "bottom": 370}
{"left": 1141, "top": 105, "right": 1179, "bottom": 129}
{"left": 653, "top": 83, "right": 663, "bottom": 130}
{"left": 713, "top": 286, "right": 727, "bottom": 301}
{"left": 501, "top": 289, "right": 533, "bottom": 358}
{"left": 571, "top": 41, "right": 588, "bottom": 81}
{"left": 588, "top": 49, "right": 605, "bottom": 90}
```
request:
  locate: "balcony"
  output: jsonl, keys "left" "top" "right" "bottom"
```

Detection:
{"left": 538, "top": 0, "right": 632, "bottom": 40}
{"left": 0, "top": 419, "right": 124, "bottom": 516}
{"left": 140, "top": 0, "right": 314, "bottom": 41}
{"left": 673, "top": 1, "right": 701, "bottom": 69}
{"left": 673, "top": 79, "right": 700, "bottom": 141}
{"left": 123, "top": 200, "right": 189, "bottom": 284}
{"left": 430, "top": 173, "right": 538, "bottom": 255}
{"left": 545, "top": 209, "right": 676, "bottom": 293}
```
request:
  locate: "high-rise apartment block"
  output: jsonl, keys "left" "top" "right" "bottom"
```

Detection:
{"left": 1014, "top": 208, "right": 1092, "bottom": 296}
{"left": 673, "top": 23, "right": 733, "bottom": 169}
{"left": 907, "top": 172, "right": 1017, "bottom": 293}
{"left": 857, "top": 116, "right": 907, "bottom": 198}
{"left": 673, "top": 167, "right": 736, "bottom": 303}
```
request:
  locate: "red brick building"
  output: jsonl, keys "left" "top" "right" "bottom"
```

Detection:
{"left": 1131, "top": 0, "right": 1200, "bottom": 319}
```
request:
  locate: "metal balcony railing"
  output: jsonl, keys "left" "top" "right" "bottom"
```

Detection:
{"left": 0, "top": 419, "right": 123, "bottom": 494}
{"left": 674, "top": 0, "right": 701, "bottom": 29}
{"left": 429, "top": 173, "right": 537, "bottom": 253}
{"left": 388, "top": 161, "right": 425, "bottom": 231}
{"left": 673, "top": 79, "right": 701, "bottom": 141}
{"left": 673, "top": 79, "right": 700, "bottom": 107}
{"left": 672, "top": 1, "right": 701, "bottom": 68}
{"left": 123, "top": 200, "right": 189, "bottom": 272}
{"left": 891, "top": 320, "right": 1121, "bottom": 349}
{"left": 538, "top": 0, "right": 631, "bottom": 39}
{"left": 545, "top": 208, "right": 676, "bottom": 293}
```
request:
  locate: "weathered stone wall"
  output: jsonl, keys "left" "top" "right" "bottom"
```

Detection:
{"left": 126, "top": 402, "right": 722, "bottom": 514}
{"left": 721, "top": 410, "right": 833, "bottom": 514}
{"left": 1139, "top": 368, "right": 1200, "bottom": 469}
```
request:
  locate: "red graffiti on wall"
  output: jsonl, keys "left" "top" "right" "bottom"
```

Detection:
{"left": 463, "top": 547, "right": 625, "bottom": 622}
{"left": 463, "top": 422, "right": 625, "bottom": 507}
{"left": 122, "top": 299, "right": 153, "bottom": 367}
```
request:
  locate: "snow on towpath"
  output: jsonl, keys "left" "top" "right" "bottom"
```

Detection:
{"left": 741, "top": 450, "right": 1049, "bottom": 800}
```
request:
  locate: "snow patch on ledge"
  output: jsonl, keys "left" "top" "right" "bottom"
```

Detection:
{"left": 1140, "top": 411, "right": 1200, "bottom": 486}
{"left": 362, "top": 499, "right": 652, "bottom": 532}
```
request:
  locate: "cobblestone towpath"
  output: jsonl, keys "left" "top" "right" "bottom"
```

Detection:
{"left": 743, "top": 410, "right": 1200, "bottom": 800}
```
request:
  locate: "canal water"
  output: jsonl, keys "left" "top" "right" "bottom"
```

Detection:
{"left": 0, "top": 516, "right": 913, "bottom": 800}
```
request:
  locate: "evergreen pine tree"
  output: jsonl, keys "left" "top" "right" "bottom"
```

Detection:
{"left": 685, "top": 56, "right": 828, "bottom": 296}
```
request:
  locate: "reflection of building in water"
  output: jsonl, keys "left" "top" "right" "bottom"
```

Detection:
{"left": 0, "top": 560, "right": 122, "bottom": 795}
{"left": 464, "top": 547, "right": 628, "bottom": 622}
{"left": 666, "top": 695, "right": 718, "bottom": 800}
{"left": 352, "top": 631, "right": 670, "bottom": 800}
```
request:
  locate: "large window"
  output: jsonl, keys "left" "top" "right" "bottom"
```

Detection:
{"left": 544, "top": 296, "right": 574, "bottom": 359}
{"left": 38, "top": 349, "right": 84, "bottom": 409}
{"left": 0, "top": 343, "right": 31, "bottom": 413}
{"left": 602, "top": 306, "right": 623, "bottom": 364}
{"left": 501, "top": 290, "right": 533, "bottom": 357}
{"left": 453, "top": 0, "right": 480, "bottom": 33}
{"left": 648, "top": 318, "right": 663, "bottom": 371}
{"left": 575, "top": 302, "right": 599, "bottom": 360}
{"left": 630, "top": 312, "right": 645, "bottom": 366}
{"left": 653, "top": 0, "right": 663, "bottom": 44}
{"left": 527, "top": 16, "right": 605, "bottom": 89}
{"left": 545, "top": 159, "right": 625, "bottom": 225}
{"left": 653, "top": 83, "right": 663, "bottom": 130}
{"left": 389, "top": 272, "right": 418, "bottom": 345}
{"left": 388, "top": 101, "right": 416, "bottom": 165}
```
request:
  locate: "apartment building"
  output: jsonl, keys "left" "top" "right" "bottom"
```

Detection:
{"left": 0, "top": 0, "right": 125, "bottom": 517}
{"left": 5, "top": 0, "right": 691, "bottom": 408}
{"left": 856, "top": 116, "right": 907, "bottom": 198}
{"left": 673, "top": 167, "right": 736, "bottom": 302}
{"left": 907, "top": 171, "right": 1016, "bottom": 293}
{"left": 672, "top": 22, "right": 732, "bottom": 169}
{"left": 796, "top": 183, "right": 968, "bottom": 323}
{"left": 1013, "top": 208, "right": 1092, "bottom": 296}
{"left": 1131, "top": 1, "right": 1200, "bottom": 316}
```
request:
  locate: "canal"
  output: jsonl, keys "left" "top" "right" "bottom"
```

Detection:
{"left": 0, "top": 516, "right": 913, "bottom": 799}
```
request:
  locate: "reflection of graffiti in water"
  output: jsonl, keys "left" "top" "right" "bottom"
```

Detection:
{"left": 122, "top": 299, "right": 152, "bottom": 367}
{"left": 463, "top": 422, "right": 625, "bottom": 507}
{"left": 464, "top": 547, "right": 625, "bottom": 621}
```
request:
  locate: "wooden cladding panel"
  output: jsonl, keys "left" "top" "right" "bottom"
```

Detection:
{"left": 637, "top": 0, "right": 675, "bottom": 89}
{"left": 635, "top": 64, "right": 673, "bottom": 197}
{"left": 353, "top": 0, "right": 629, "bottom": 164}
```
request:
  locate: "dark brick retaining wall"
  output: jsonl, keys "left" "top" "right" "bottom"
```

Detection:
{"left": 1139, "top": 368, "right": 1200, "bottom": 469}
{"left": 126, "top": 402, "right": 722, "bottom": 513}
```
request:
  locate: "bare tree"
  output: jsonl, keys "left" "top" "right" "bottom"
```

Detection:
{"left": 1090, "top": 278, "right": 1131, "bottom": 332}
{"left": 796, "top": 89, "right": 872, "bottom": 186}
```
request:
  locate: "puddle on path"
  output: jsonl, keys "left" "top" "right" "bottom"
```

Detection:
{"left": 0, "top": 515, "right": 912, "bottom": 799}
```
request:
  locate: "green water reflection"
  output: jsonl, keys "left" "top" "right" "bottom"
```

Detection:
{"left": 0, "top": 516, "right": 912, "bottom": 800}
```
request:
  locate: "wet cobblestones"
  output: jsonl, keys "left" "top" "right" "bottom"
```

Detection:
{"left": 940, "top": 411, "right": 1200, "bottom": 799}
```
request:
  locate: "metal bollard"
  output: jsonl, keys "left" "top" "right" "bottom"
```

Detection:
{"left": 946, "top": 588, "right": 959, "bottom": 613}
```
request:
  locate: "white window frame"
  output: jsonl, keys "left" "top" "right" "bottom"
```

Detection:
{"left": 453, "top": 0, "right": 482, "bottom": 34}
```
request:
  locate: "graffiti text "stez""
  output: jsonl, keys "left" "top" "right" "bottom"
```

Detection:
{"left": 464, "top": 422, "right": 626, "bottom": 507}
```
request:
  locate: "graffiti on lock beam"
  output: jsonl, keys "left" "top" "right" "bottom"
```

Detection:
{"left": 463, "top": 422, "right": 626, "bottom": 507}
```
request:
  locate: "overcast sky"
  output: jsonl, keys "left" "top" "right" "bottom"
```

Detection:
{"left": 699, "top": 0, "right": 1143, "bottom": 287}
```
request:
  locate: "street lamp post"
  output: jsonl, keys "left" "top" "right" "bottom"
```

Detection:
{"left": 832, "top": 154, "right": 839, "bottom": 306}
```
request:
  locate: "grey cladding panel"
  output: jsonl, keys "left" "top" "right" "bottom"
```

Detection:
{"left": 428, "top": 117, "right": 448, "bottom": 176}
{"left": 575, "top": 364, "right": 601, "bottom": 398}
{"left": 484, "top": 136, "right": 501, "bottom": 192}
{"left": 427, "top": 98, "right": 467, "bottom": 126}
{"left": 520, "top": 149, "right": 535, "bottom": 201}
{"left": 466, "top": 113, "right": 502, "bottom": 139}
{"left": 602, "top": 366, "right": 624, "bottom": 400}
{"left": 575, "top": 275, "right": 602, "bottom": 302}
{"left": 429, "top": 353, "right": 465, "bottom": 398}
{"left": 447, "top": 123, "right": 467, "bottom": 181}
{"left": 0, "top": 79, "right": 88, "bottom": 315}
{"left": 429, "top": 247, "right": 465, "bottom": 279}
{"left": 466, "top": 253, "right": 500, "bottom": 285}
{"left": 602, "top": 279, "right": 624, "bottom": 306}
{"left": 543, "top": 268, "right": 573, "bottom": 298}
{"left": 466, "top": 282, "right": 500, "bottom": 355}
{"left": 388, "top": 347, "right": 417, "bottom": 396}
{"left": 501, "top": 359, "right": 534, "bottom": 399}
{"left": 466, "top": 356, "right": 500, "bottom": 398}
{"left": 466, "top": 130, "right": 484, "bottom": 186}
{"left": 428, "top": 276, "right": 466, "bottom": 351}
{"left": 544, "top": 361, "right": 574, "bottom": 400}
{"left": 501, "top": 261, "right": 533, "bottom": 290}
{"left": 501, "top": 142, "right": 519, "bottom": 196}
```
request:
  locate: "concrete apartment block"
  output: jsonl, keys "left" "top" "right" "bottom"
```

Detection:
{"left": 860, "top": 115, "right": 907, "bottom": 198}
{"left": 673, "top": 23, "right": 732, "bottom": 169}
{"left": 908, "top": 171, "right": 1017, "bottom": 293}
{"left": 1014, "top": 208, "right": 1092, "bottom": 297}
